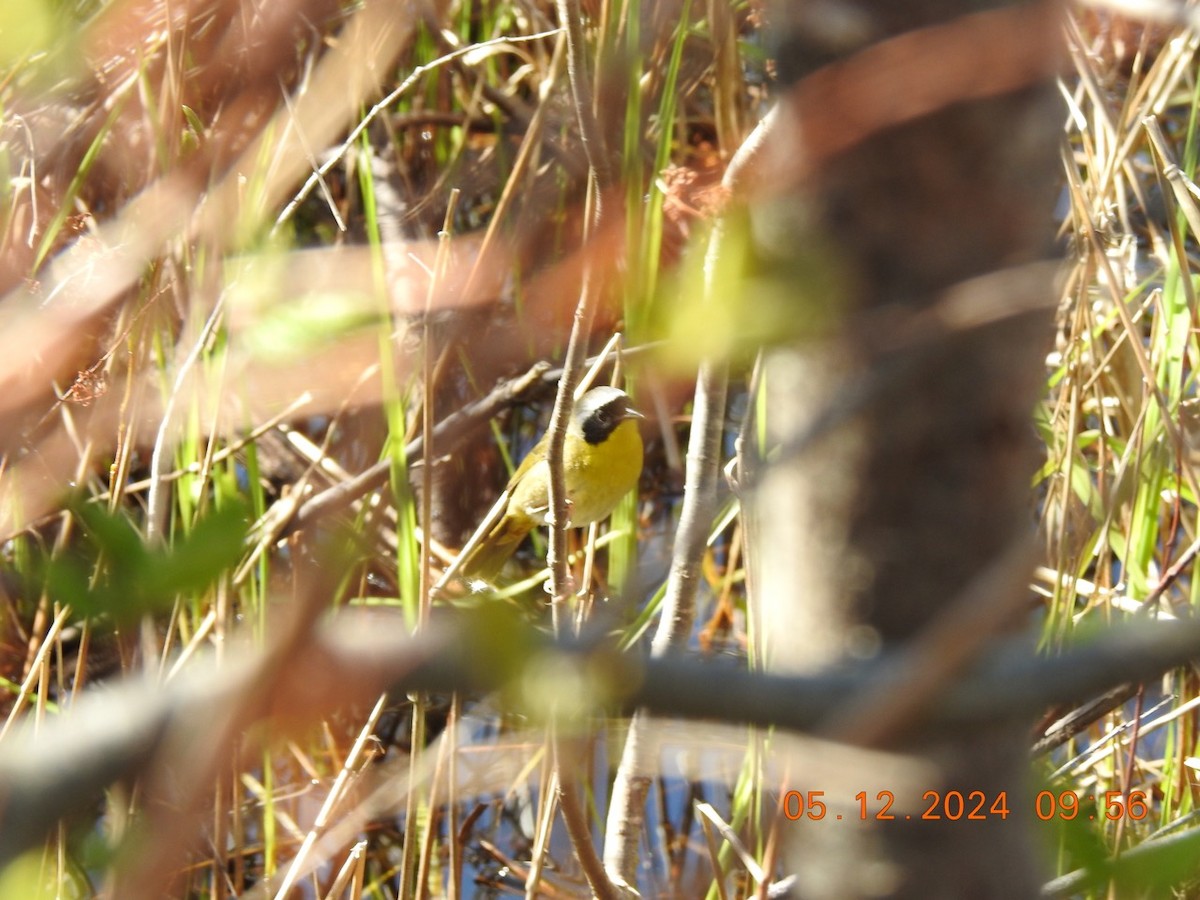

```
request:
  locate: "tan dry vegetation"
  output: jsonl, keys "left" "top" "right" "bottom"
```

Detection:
{"left": 3, "top": 0, "right": 1200, "bottom": 898}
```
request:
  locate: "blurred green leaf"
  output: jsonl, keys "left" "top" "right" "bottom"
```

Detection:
{"left": 73, "top": 501, "right": 149, "bottom": 573}
{"left": 1109, "top": 827, "right": 1200, "bottom": 894}
{"left": 243, "top": 291, "right": 379, "bottom": 361}
{"left": 140, "top": 502, "right": 250, "bottom": 598}
{"left": 0, "top": 3, "right": 56, "bottom": 69}
{"left": 658, "top": 211, "right": 850, "bottom": 367}
{"left": 36, "top": 501, "right": 249, "bottom": 621}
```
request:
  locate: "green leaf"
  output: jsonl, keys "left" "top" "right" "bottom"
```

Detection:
{"left": 141, "top": 501, "right": 249, "bottom": 598}
{"left": 38, "top": 501, "right": 249, "bottom": 622}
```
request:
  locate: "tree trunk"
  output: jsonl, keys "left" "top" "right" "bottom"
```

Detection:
{"left": 752, "top": 3, "right": 1062, "bottom": 896}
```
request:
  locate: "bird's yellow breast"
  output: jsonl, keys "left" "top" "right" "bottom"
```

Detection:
{"left": 509, "top": 418, "right": 643, "bottom": 527}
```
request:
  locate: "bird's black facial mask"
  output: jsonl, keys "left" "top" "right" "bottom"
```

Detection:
{"left": 579, "top": 397, "right": 628, "bottom": 445}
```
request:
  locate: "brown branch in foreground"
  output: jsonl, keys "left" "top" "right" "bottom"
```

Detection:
{"left": 752, "top": 1, "right": 1063, "bottom": 892}
{"left": 113, "top": 559, "right": 338, "bottom": 898}
{"left": 2, "top": 612, "right": 1198, "bottom": 869}
{"left": 821, "top": 535, "right": 1037, "bottom": 747}
{"left": 751, "top": 1, "right": 1062, "bottom": 198}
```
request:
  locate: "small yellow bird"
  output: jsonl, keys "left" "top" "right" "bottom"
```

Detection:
{"left": 458, "top": 386, "right": 644, "bottom": 583}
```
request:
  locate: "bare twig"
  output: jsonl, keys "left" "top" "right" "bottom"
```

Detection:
{"left": 146, "top": 301, "right": 224, "bottom": 543}
{"left": 540, "top": 3, "right": 623, "bottom": 896}
{"left": 462, "top": 32, "right": 568, "bottom": 302}
{"left": 286, "top": 362, "right": 551, "bottom": 537}
{"left": 554, "top": 0, "right": 612, "bottom": 195}
{"left": 603, "top": 99, "right": 774, "bottom": 890}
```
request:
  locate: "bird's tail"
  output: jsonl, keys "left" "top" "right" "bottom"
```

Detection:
{"left": 457, "top": 521, "right": 531, "bottom": 584}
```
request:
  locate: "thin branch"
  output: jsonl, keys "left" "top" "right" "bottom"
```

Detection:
{"left": 146, "top": 300, "right": 225, "bottom": 543}
{"left": 603, "top": 103, "right": 775, "bottom": 888}
{"left": 284, "top": 361, "right": 551, "bottom": 536}
{"left": 555, "top": 0, "right": 612, "bottom": 194}
{"left": 541, "top": 3, "right": 623, "bottom": 896}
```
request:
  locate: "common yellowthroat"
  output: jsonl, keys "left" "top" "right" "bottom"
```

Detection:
{"left": 457, "top": 386, "right": 644, "bottom": 583}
